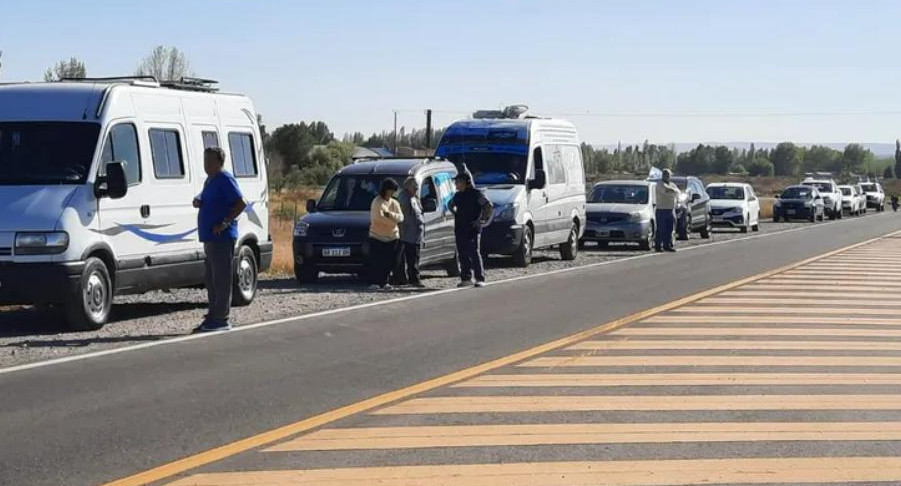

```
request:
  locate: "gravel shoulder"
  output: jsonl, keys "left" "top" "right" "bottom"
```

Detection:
{"left": 0, "top": 218, "right": 853, "bottom": 368}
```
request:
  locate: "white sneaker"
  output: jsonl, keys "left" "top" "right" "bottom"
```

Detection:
{"left": 457, "top": 281, "right": 473, "bottom": 288}
{"left": 382, "top": 284, "right": 394, "bottom": 291}
{"left": 474, "top": 281, "right": 486, "bottom": 288}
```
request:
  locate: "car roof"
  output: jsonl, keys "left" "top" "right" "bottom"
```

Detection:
{"left": 706, "top": 182, "right": 746, "bottom": 187}
{"left": 594, "top": 180, "right": 652, "bottom": 187}
{"left": 338, "top": 158, "right": 456, "bottom": 176}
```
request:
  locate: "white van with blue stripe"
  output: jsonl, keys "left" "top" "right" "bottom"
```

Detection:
{"left": 0, "top": 77, "right": 270, "bottom": 329}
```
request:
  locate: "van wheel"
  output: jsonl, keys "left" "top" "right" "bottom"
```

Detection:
{"left": 513, "top": 227, "right": 533, "bottom": 268}
{"left": 445, "top": 253, "right": 461, "bottom": 277}
{"left": 65, "top": 257, "right": 112, "bottom": 331}
{"left": 639, "top": 223, "right": 654, "bottom": 251}
{"left": 294, "top": 263, "right": 319, "bottom": 285}
{"left": 232, "top": 245, "right": 258, "bottom": 306}
{"left": 559, "top": 224, "right": 578, "bottom": 261}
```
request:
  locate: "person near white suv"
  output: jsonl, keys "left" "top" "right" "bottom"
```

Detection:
{"left": 801, "top": 177, "right": 843, "bottom": 220}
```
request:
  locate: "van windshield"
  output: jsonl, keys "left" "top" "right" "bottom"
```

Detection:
{"left": 0, "top": 122, "right": 100, "bottom": 185}
{"left": 445, "top": 153, "right": 527, "bottom": 186}
{"left": 590, "top": 185, "right": 649, "bottom": 204}
{"left": 318, "top": 174, "right": 401, "bottom": 211}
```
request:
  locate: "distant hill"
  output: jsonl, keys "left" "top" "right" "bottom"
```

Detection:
{"left": 595, "top": 142, "right": 896, "bottom": 157}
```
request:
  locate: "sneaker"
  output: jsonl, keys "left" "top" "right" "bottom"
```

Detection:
{"left": 192, "top": 321, "right": 232, "bottom": 333}
{"left": 664, "top": 247, "right": 677, "bottom": 253}
{"left": 381, "top": 284, "right": 394, "bottom": 291}
{"left": 457, "top": 281, "right": 473, "bottom": 288}
{"left": 474, "top": 281, "right": 486, "bottom": 288}
{"left": 368, "top": 284, "right": 381, "bottom": 291}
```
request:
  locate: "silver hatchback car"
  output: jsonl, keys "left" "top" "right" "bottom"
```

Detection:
{"left": 581, "top": 181, "right": 656, "bottom": 250}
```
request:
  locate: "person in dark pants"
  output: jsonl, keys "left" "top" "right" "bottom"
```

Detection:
{"left": 192, "top": 147, "right": 246, "bottom": 332}
{"left": 367, "top": 178, "right": 404, "bottom": 290}
{"left": 654, "top": 169, "right": 681, "bottom": 253}
{"left": 396, "top": 177, "right": 425, "bottom": 287}
{"left": 449, "top": 172, "right": 493, "bottom": 288}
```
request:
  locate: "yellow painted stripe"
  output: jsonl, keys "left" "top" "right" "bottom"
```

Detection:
{"left": 720, "top": 291, "right": 901, "bottom": 299}
{"left": 743, "top": 284, "right": 901, "bottom": 291}
{"left": 781, "top": 272, "right": 901, "bottom": 279}
{"left": 804, "top": 264, "right": 901, "bottom": 270}
{"left": 163, "top": 457, "right": 901, "bottom": 485}
{"left": 614, "top": 327, "right": 901, "bottom": 337}
{"left": 103, "top": 232, "right": 901, "bottom": 486}
{"left": 373, "top": 394, "right": 901, "bottom": 414}
{"left": 644, "top": 315, "right": 901, "bottom": 325}
{"left": 267, "top": 422, "right": 901, "bottom": 451}
{"left": 455, "top": 373, "right": 901, "bottom": 387}
{"left": 701, "top": 297, "right": 901, "bottom": 306}
{"left": 519, "top": 356, "right": 901, "bottom": 367}
{"left": 566, "top": 339, "right": 901, "bottom": 350}
{"left": 673, "top": 306, "right": 901, "bottom": 316}
{"left": 752, "top": 280, "right": 901, "bottom": 286}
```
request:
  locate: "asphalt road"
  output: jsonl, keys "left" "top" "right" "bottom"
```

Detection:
{"left": 2, "top": 212, "right": 901, "bottom": 486}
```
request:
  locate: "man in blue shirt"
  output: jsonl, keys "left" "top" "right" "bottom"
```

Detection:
{"left": 193, "top": 147, "right": 246, "bottom": 332}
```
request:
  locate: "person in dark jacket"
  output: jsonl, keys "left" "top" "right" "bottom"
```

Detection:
{"left": 449, "top": 172, "right": 493, "bottom": 288}
{"left": 395, "top": 177, "right": 425, "bottom": 287}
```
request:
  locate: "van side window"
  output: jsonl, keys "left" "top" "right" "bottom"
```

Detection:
{"left": 149, "top": 129, "right": 185, "bottom": 179}
{"left": 228, "top": 133, "right": 258, "bottom": 177}
{"left": 202, "top": 131, "right": 220, "bottom": 149}
{"left": 100, "top": 123, "right": 141, "bottom": 185}
{"left": 546, "top": 144, "right": 566, "bottom": 185}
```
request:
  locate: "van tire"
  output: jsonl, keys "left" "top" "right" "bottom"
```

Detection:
{"left": 294, "top": 263, "right": 319, "bottom": 285}
{"left": 232, "top": 245, "right": 258, "bottom": 307}
{"left": 639, "top": 223, "right": 654, "bottom": 251}
{"left": 445, "top": 254, "right": 461, "bottom": 277}
{"left": 559, "top": 224, "right": 578, "bottom": 261}
{"left": 513, "top": 227, "right": 533, "bottom": 268}
{"left": 65, "top": 257, "right": 112, "bottom": 331}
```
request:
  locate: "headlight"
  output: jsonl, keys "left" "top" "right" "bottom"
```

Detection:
{"left": 494, "top": 203, "right": 519, "bottom": 222}
{"left": 293, "top": 221, "right": 310, "bottom": 237}
{"left": 629, "top": 212, "right": 644, "bottom": 223}
{"left": 804, "top": 201, "right": 813, "bottom": 208}
{"left": 723, "top": 207, "right": 743, "bottom": 216}
{"left": 15, "top": 232, "right": 69, "bottom": 255}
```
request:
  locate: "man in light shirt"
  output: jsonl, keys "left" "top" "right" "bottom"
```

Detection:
{"left": 654, "top": 169, "right": 681, "bottom": 253}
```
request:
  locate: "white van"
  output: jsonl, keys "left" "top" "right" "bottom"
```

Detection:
{"left": 435, "top": 106, "right": 587, "bottom": 267}
{"left": 0, "top": 78, "right": 271, "bottom": 329}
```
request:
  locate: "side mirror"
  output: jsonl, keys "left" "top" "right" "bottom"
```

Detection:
{"left": 774, "top": 194, "right": 780, "bottom": 199}
{"left": 95, "top": 162, "right": 128, "bottom": 199}
{"left": 529, "top": 170, "right": 547, "bottom": 190}
{"left": 422, "top": 198, "right": 438, "bottom": 213}
{"left": 691, "top": 193, "right": 702, "bottom": 202}
{"left": 306, "top": 199, "right": 317, "bottom": 214}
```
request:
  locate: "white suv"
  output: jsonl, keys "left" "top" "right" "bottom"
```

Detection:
{"left": 801, "top": 178, "right": 843, "bottom": 220}
{"left": 859, "top": 182, "right": 886, "bottom": 212}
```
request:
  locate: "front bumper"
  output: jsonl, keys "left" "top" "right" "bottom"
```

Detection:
{"left": 711, "top": 213, "right": 746, "bottom": 228}
{"left": 582, "top": 220, "right": 652, "bottom": 242}
{"left": 293, "top": 238, "right": 369, "bottom": 275}
{"left": 481, "top": 221, "right": 526, "bottom": 255}
{"left": 866, "top": 197, "right": 884, "bottom": 208}
{"left": 774, "top": 206, "right": 815, "bottom": 220}
{"left": 0, "top": 261, "right": 84, "bottom": 305}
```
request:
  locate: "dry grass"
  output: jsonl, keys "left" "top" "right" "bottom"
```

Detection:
{"left": 759, "top": 197, "right": 775, "bottom": 219}
{"left": 267, "top": 187, "right": 322, "bottom": 276}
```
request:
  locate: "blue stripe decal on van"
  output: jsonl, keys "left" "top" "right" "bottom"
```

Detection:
{"left": 92, "top": 224, "right": 197, "bottom": 244}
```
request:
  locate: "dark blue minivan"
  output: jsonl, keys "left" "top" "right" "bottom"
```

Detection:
{"left": 292, "top": 158, "right": 459, "bottom": 283}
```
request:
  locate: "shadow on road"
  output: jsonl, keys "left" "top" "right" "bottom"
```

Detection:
{"left": 1, "top": 332, "right": 184, "bottom": 349}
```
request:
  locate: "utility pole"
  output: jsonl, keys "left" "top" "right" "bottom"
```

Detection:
{"left": 425, "top": 109, "right": 433, "bottom": 150}
{"left": 393, "top": 110, "right": 398, "bottom": 155}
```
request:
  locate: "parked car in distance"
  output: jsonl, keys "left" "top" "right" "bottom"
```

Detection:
{"left": 773, "top": 185, "right": 825, "bottom": 222}
{"left": 0, "top": 78, "right": 271, "bottom": 330}
{"left": 839, "top": 185, "right": 863, "bottom": 216}
{"left": 854, "top": 184, "right": 868, "bottom": 214}
{"left": 705, "top": 182, "right": 760, "bottom": 233}
{"left": 801, "top": 177, "right": 842, "bottom": 220}
{"left": 859, "top": 181, "right": 886, "bottom": 211}
{"left": 582, "top": 181, "right": 656, "bottom": 250}
{"left": 293, "top": 158, "right": 459, "bottom": 283}
{"left": 648, "top": 175, "right": 711, "bottom": 240}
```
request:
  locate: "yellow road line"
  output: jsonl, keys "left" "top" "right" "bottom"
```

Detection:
{"left": 644, "top": 315, "right": 901, "bottom": 325}
{"left": 743, "top": 283, "right": 901, "bottom": 291}
{"left": 519, "top": 356, "right": 901, "bottom": 367}
{"left": 781, "top": 272, "right": 901, "bottom": 279}
{"left": 566, "top": 339, "right": 901, "bottom": 350}
{"left": 455, "top": 373, "right": 901, "bottom": 387}
{"left": 720, "top": 291, "right": 901, "bottom": 299}
{"left": 101, "top": 232, "right": 901, "bottom": 486}
{"left": 162, "top": 457, "right": 901, "bottom": 486}
{"left": 373, "top": 394, "right": 901, "bottom": 414}
{"left": 673, "top": 306, "right": 901, "bottom": 316}
{"left": 266, "top": 422, "right": 901, "bottom": 451}
{"left": 701, "top": 297, "right": 901, "bottom": 306}
{"left": 614, "top": 327, "right": 901, "bottom": 337}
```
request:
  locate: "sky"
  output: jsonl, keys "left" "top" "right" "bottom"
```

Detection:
{"left": 2, "top": 0, "right": 901, "bottom": 146}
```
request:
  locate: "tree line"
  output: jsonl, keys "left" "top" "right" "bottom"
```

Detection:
{"left": 0, "top": 45, "right": 194, "bottom": 82}
{"left": 582, "top": 141, "right": 896, "bottom": 179}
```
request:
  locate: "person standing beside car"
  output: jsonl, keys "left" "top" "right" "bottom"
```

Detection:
{"left": 396, "top": 177, "right": 425, "bottom": 288}
{"left": 449, "top": 172, "right": 493, "bottom": 288}
{"left": 193, "top": 147, "right": 246, "bottom": 332}
{"left": 368, "top": 178, "right": 404, "bottom": 290}
{"left": 654, "top": 169, "right": 681, "bottom": 253}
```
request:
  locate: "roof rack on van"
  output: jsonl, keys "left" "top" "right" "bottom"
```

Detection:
{"left": 351, "top": 156, "right": 447, "bottom": 164}
{"left": 473, "top": 104, "right": 530, "bottom": 119}
{"left": 159, "top": 77, "right": 219, "bottom": 93}
{"left": 61, "top": 76, "right": 159, "bottom": 83}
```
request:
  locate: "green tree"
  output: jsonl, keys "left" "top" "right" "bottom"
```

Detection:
{"left": 268, "top": 122, "right": 335, "bottom": 171}
{"left": 884, "top": 165, "right": 895, "bottom": 179}
{"left": 840, "top": 143, "right": 872, "bottom": 175}
{"left": 803, "top": 145, "right": 841, "bottom": 174}
{"left": 711, "top": 145, "right": 735, "bottom": 174}
{"left": 43, "top": 57, "right": 87, "bottom": 82}
{"left": 136, "top": 46, "right": 192, "bottom": 81}
{"left": 747, "top": 156, "right": 775, "bottom": 177}
{"left": 770, "top": 142, "right": 800, "bottom": 176}
{"left": 895, "top": 139, "right": 901, "bottom": 179}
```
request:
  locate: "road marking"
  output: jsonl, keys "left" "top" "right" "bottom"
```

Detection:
{"left": 644, "top": 315, "right": 901, "bottom": 325}
{"left": 701, "top": 297, "right": 901, "bottom": 306}
{"left": 99, "top": 227, "right": 899, "bottom": 486}
{"left": 520, "top": 356, "right": 901, "bottom": 367}
{"left": 743, "top": 283, "right": 901, "bottom": 290}
{"left": 373, "top": 394, "right": 901, "bottom": 414}
{"left": 674, "top": 306, "right": 901, "bottom": 316}
{"left": 719, "top": 290, "right": 901, "bottom": 299}
{"left": 566, "top": 339, "right": 901, "bottom": 350}
{"left": 455, "top": 373, "right": 901, "bottom": 387}
{"left": 614, "top": 327, "right": 901, "bottom": 337}
{"left": 162, "top": 457, "right": 901, "bottom": 486}
{"left": 266, "top": 421, "right": 901, "bottom": 451}
{"left": 781, "top": 271, "right": 901, "bottom": 278}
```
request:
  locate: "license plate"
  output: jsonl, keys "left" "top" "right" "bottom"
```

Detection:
{"left": 322, "top": 247, "right": 351, "bottom": 257}
{"left": 786, "top": 209, "right": 796, "bottom": 215}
